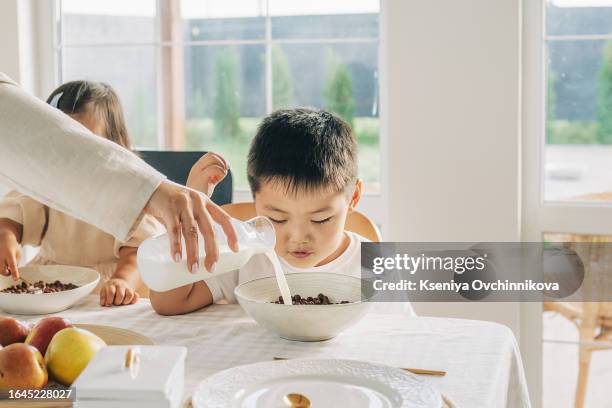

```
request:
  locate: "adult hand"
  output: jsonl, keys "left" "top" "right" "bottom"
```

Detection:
{"left": 145, "top": 181, "right": 239, "bottom": 273}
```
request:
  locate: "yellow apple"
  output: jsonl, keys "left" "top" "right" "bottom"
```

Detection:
{"left": 44, "top": 327, "right": 106, "bottom": 386}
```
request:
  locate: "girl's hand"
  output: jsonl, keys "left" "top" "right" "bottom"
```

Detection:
{"left": 0, "top": 229, "right": 22, "bottom": 281}
{"left": 99, "top": 278, "right": 140, "bottom": 306}
{"left": 187, "top": 152, "right": 230, "bottom": 197}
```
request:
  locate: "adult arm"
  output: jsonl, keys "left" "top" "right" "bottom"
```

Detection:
{"left": 0, "top": 73, "right": 163, "bottom": 241}
{"left": 0, "top": 74, "right": 237, "bottom": 271}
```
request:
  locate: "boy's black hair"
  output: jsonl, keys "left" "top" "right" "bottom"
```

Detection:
{"left": 247, "top": 107, "right": 357, "bottom": 195}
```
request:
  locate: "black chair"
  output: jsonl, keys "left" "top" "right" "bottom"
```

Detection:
{"left": 137, "top": 151, "right": 233, "bottom": 206}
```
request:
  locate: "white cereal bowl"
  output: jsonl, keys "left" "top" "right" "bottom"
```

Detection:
{"left": 0, "top": 265, "right": 99, "bottom": 315}
{"left": 234, "top": 272, "right": 372, "bottom": 342}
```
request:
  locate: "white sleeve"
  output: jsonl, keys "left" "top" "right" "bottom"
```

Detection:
{"left": 0, "top": 74, "right": 165, "bottom": 241}
{"left": 205, "top": 271, "right": 239, "bottom": 304}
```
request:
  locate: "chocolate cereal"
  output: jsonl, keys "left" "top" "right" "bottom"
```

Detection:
{"left": 273, "top": 293, "right": 350, "bottom": 305}
{"left": 1, "top": 280, "right": 79, "bottom": 294}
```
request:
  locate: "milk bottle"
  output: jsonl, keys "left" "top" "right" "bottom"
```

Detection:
{"left": 138, "top": 216, "right": 276, "bottom": 292}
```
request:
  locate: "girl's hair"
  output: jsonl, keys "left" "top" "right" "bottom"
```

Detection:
{"left": 46, "top": 81, "right": 131, "bottom": 149}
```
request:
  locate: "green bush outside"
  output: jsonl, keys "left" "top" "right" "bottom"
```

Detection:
{"left": 546, "top": 120, "right": 599, "bottom": 144}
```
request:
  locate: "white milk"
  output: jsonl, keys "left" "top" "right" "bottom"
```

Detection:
{"left": 265, "top": 250, "right": 292, "bottom": 305}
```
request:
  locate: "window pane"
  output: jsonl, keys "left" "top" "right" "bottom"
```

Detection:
{"left": 268, "top": 0, "right": 379, "bottom": 17}
{"left": 181, "top": 0, "right": 265, "bottom": 41}
{"left": 273, "top": 43, "right": 379, "bottom": 191}
{"left": 61, "top": 46, "right": 158, "bottom": 149}
{"left": 269, "top": 0, "right": 379, "bottom": 39}
{"left": 58, "top": 1, "right": 381, "bottom": 192}
{"left": 60, "top": 0, "right": 157, "bottom": 45}
{"left": 545, "top": 37, "right": 612, "bottom": 201}
{"left": 184, "top": 45, "right": 265, "bottom": 189}
{"left": 546, "top": 1, "right": 612, "bottom": 36}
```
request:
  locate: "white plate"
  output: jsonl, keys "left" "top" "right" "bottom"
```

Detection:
{"left": 193, "top": 359, "right": 442, "bottom": 408}
{"left": 0, "top": 265, "right": 99, "bottom": 315}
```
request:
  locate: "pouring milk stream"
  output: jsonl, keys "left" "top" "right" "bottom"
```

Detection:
{"left": 138, "top": 216, "right": 293, "bottom": 304}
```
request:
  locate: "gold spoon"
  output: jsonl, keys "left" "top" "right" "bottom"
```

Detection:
{"left": 17, "top": 276, "right": 36, "bottom": 287}
{"left": 283, "top": 393, "right": 311, "bottom": 408}
{"left": 17, "top": 276, "right": 31, "bottom": 285}
{"left": 4, "top": 264, "right": 31, "bottom": 286}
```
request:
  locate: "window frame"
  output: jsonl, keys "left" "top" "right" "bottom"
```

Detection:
{"left": 525, "top": 1, "right": 612, "bottom": 239}
{"left": 523, "top": 1, "right": 612, "bottom": 405}
{"left": 44, "top": 0, "right": 385, "bottom": 227}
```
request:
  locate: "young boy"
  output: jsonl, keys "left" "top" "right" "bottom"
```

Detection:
{"left": 150, "top": 108, "right": 382, "bottom": 314}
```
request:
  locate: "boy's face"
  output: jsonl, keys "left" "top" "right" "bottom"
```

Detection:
{"left": 254, "top": 180, "right": 361, "bottom": 268}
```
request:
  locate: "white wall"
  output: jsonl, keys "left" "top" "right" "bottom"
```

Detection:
{"left": 382, "top": 0, "right": 522, "bottom": 330}
{"left": 381, "top": 0, "right": 532, "bottom": 401}
{"left": 0, "top": 0, "right": 54, "bottom": 97}
{"left": 0, "top": 1, "right": 21, "bottom": 82}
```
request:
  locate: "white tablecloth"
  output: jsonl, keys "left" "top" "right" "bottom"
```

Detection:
{"left": 7, "top": 296, "right": 531, "bottom": 408}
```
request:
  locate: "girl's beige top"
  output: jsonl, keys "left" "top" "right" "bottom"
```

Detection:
{"left": 0, "top": 190, "right": 164, "bottom": 285}
{"left": 0, "top": 73, "right": 165, "bottom": 241}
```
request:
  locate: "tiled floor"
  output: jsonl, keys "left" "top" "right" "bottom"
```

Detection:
{"left": 543, "top": 312, "right": 612, "bottom": 408}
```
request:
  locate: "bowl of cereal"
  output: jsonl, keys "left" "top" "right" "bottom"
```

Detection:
{"left": 0, "top": 265, "right": 99, "bottom": 315}
{"left": 234, "top": 272, "right": 373, "bottom": 341}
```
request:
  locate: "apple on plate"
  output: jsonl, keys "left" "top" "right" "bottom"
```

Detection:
{"left": 0, "top": 316, "right": 31, "bottom": 346}
{"left": 25, "top": 317, "right": 73, "bottom": 355}
{"left": 45, "top": 327, "right": 106, "bottom": 386}
{"left": 0, "top": 343, "right": 48, "bottom": 389}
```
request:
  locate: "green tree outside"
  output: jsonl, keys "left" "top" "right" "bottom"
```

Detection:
{"left": 213, "top": 46, "right": 241, "bottom": 138}
{"left": 272, "top": 45, "right": 294, "bottom": 110}
{"left": 324, "top": 51, "right": 354, "bottom": 126}
{"left": 597, "top": 40, "right": 612, "bottom": 144}
{"left": 189, "top": 88, "right": 207, "bottom": 119}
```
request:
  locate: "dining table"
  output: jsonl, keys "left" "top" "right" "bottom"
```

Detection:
{"left": 2, "top": 295, "right": 531, "bottom": 408}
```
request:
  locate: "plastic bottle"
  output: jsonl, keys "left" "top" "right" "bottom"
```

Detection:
{"left": 137, "top": 216, "right": 275, "bottom": 292}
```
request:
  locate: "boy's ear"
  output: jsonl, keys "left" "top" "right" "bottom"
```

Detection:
{"left": 348, "top": 179, "right": 363, "bottom": 212}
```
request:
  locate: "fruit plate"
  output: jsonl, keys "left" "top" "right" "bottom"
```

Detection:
{"left": 0, "top": 325, "right": 155, "bottom": 408}
{"left": 75, "top": 324, "right": 155, "bottom": 346}
{"left": 0, "top": 265, "right": 99, "bottom": 315}
{"left": 193, "top": 359, "right": 443, "bottom": 408}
